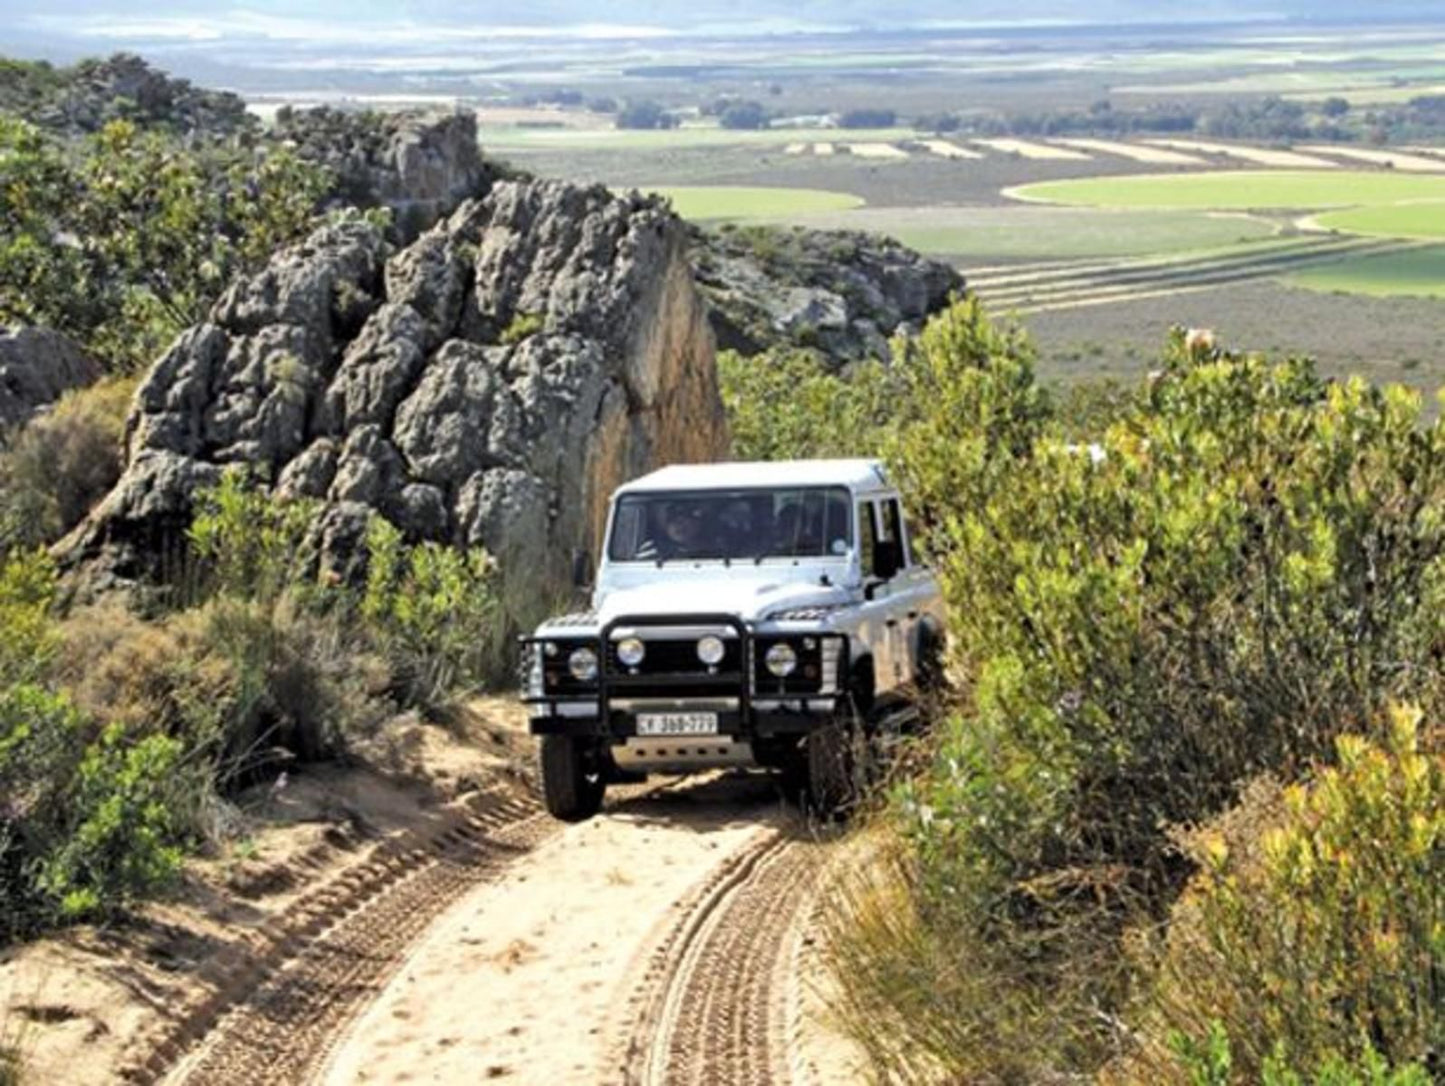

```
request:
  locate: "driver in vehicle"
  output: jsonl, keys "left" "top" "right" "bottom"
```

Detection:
{"left": 640, "top": 500, "right": 709, "bottom": 560}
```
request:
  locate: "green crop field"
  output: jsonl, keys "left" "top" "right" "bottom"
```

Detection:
{"left": 1284, "top": 245, "right": 1445, "bottom": 299}
{"left": 1010, "top": 171, "right": 1445, "bottom": 211}
{"left": 641, "top": 185, "right": 866, "bottom": 219}
{"left": 763, "top": 206, "right": 1280, "bottom": 260}
{"left": 1314, "top": 201, "right": 1445, "bottom": 239}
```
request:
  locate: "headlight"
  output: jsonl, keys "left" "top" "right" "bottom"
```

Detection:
{"left": 765, "top": 642, "right": 797, "bottom": 677}
{"left": 568, "top": 646, "right": 599, "bottom": 682}
{"left": 697, "top": 635, "right": 726, "bottom": 666}
{"left": 617, "top": 637, "right": 646, "bottom": 668}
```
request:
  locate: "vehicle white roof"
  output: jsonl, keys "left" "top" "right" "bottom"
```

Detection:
{"left": 618, "top": 459, "right": 890, "bottom": 494}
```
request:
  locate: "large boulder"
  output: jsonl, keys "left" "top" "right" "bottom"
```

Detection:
{"left": 64, "top": 180, "right": 726, "bottom": 602}
{"left": 0, "top": 327, "right": 102, "bottom": 430}
{"left": 690, "top": 225, "right": 964, "bottom": 368}
{"left": 277, "top": 108, "right": 496, "bottom": 243}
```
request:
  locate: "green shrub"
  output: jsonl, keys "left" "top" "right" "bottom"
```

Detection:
{"left": 718, "top": 348, "right": 889, "bottom": 462}
{"left": 187, "top": 468, "right": 322, "bottom": 604}
{"left": 0, "top": 374, "right": 137, "bottom": 552}
{"left": 35, "top": 725, "right": 193, "bottom": 921}
{"left": 362, "top": 517, "right": 504, "bottom": 709}
{"left": 805, "top": 310, "right": 1445, "bottom": 1081}
{"left": 1119, "top": 708, "right": 1441, "bottom": 1083}
{"left": 0, "top": 550, "right": 58, "bottom": 686}
{"left": 0, "top": 117, "right": 329, "bottom": 369}
{"left": 1169, "top": 1026, "right": 1431, "bottom": 1086}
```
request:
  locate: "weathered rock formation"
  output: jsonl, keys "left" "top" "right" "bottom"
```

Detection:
{"left": 277, "top": 108, "right": 499, "bottom": 243}
{"left": 690, "top": 224, "right": 964, "bottom": 367}
{"left": 2, "top": 53, "right": 255, "bottom": 138}
{"left": 0, "top": 327, "right": 102, "bottom": 430}
{"left": 67, "top": 180, "right": 727, "bottom": 600}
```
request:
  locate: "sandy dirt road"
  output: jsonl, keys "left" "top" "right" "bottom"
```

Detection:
{"left": 160, "top": 774, "right": 863, "bottom": 1086}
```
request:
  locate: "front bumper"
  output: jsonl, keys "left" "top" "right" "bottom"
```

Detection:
{"left": 522, "top": 612, "right": 847, "bottom": 744}
{"left": 528, "top": 699, "right": 839, "bottom": 738}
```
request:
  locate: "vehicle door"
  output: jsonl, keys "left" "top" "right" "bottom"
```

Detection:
{"left": 855, "top": 496, "right": 900, "bottom": 696}
{"left": 878, "top": 494, "right": 934, "bottom": 687}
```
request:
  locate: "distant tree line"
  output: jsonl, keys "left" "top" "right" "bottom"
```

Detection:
{"left": 909, "top": 92, "right": 1445, "bottom": 145}
{"left": 615, "top": 100, "right": 680, "bottom": 130}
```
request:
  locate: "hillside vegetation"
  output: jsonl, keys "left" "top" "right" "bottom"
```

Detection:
{"left": 724, "top": 308, "right": 1443, "bottom": 1083}
{"left": 0, "top": 45, "right": 1440, "bottom": 1085}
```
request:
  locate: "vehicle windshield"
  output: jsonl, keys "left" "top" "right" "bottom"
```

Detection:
{"left": 607, "top": 487, "right": 853, "bottom": 563}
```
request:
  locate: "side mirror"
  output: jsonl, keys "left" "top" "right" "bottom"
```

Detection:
{"left": 874, "top": 539, "right": 901, "bottom": 581}
{"left": 571, "top": 548, "right": 594, "bottom": 589}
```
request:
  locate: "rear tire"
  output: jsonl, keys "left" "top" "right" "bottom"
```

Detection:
{"left": 539, "top": 735, "right": 606, "bottom": 822}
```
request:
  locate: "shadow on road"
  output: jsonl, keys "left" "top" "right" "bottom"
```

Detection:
{"left": 603, "top": 772, "right": 800, "bottom": 834}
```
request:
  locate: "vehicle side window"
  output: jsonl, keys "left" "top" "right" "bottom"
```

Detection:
{"left": 857, "top": 501, "right": 878, "bottom": 574}
{"left": 881, "top": 497, "right": 910, "bottom": 569}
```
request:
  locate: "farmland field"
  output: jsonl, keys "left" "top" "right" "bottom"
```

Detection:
{"left": 737, "top": 206, "right": 1280, "bottom": 261}
{"left": 644, "top": 185, "right": 865, "bottom": 219}
{"left": 477, "top": 125, "right": 915, "bottom": 151}
{"left": 1285, "top": 245, "right": 1445, "bottom": 299}
{"left": 1011, "top": 171, "right": 1445, "bottom": 211}
{"left": 1023, "top": 278, "right": 1445, "bottom": 399}
{"left": 1315, "top": 202, "right": 1445, "bottom": 239}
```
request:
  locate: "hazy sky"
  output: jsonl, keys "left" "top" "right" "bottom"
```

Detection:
{"left": 7, "top": 0, "right": 1442, "bottom": 38}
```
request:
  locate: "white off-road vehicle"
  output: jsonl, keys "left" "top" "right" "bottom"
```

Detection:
{"left": 523, "top": 459, "right": 945, "bottom": 821}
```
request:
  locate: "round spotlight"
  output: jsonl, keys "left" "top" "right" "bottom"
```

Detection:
{"left": 697, "top": 635, "right": 726, "bottom": 666}
{"left": 617, "top": 637, "right": 646, "bottom": 668}
{"left": 568, "top": 646, "right": 599, "bottom": 682}
{"left": 765, "top": 642, "right": 798, "bottom": 678}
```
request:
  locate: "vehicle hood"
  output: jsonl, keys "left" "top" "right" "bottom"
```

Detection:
{"left": 594, "top": 576, "right": 852, "bottom": 626}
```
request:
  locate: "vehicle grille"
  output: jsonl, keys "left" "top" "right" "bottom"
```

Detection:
{"left": 605, "top": 633, "right": 744, "bottom": 698}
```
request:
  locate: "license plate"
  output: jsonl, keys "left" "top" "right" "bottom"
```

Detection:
{"left": 635, "top": 712, "right": 719, "bottom": 737}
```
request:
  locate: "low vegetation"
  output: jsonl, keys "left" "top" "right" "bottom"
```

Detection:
{"left": 726, "top": 301, "right": 1443, "bottom": 1083}
{"left": 0, "top": 467, "right": 510, "bottom": 948}
{"left": 0, "top": 374, "right": 137, "bottom": 552}
{"left": 0, "top": 114, "right": 329, "bottom": 370}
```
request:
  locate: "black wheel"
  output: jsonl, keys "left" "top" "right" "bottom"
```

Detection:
{"left": 539, "top": 735, "right": 606, "bottom": 822}
{"left": 916, "top": 622, "right": 947, "bottom": 696}
{"left": 806, "top": 700, "right": 871, "bottom": 818}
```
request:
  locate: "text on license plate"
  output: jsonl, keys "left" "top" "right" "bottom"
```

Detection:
{"left": 636, "top": 712, "right": 719, "bottom": 736}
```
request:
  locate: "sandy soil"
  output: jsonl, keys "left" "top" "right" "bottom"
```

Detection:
{"left": 972, "top": 137, "right": 1092, "bottom": 161}
{"left": 0, "top": 702, "right": 530, "bottom": 1086}
{"left": 1050, "top": 138, "right": 1204, "bottom": 165}
{"left": 920, "top": 139, "right": 982, "bottom": 159}
{"left": 319, "top": 775, "right": 864, "bottom": 1086}
{"left": 1145, "top": 139, "right": 1341, "bottom": 168}
{"left": 1299, "top": 146, "right": 1445, "bottom": 172}
{"left": 846, "top": 143, "right": 909, "bottom": 160}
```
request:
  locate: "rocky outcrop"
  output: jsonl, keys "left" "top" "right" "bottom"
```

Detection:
{"left": 2, "top": 53, "right": 254, "bottom": 138}
{"left": 66, "top": 180, "right": 726, "bottom": 600}
{"left": 690, "top": 224, "right": 964, "bottom": 367}
{"left": 0, "top": 327, "right": 102, "bottom": 430}
{"left": 276, "top": 108, "right": 498, "bottom": 243}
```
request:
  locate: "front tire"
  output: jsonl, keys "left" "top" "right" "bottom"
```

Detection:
{"left": 539, "top": 735, "right": 606, "bottom": 822}
{"left": 806, "top": 700, "right": 871, "bottom": 818}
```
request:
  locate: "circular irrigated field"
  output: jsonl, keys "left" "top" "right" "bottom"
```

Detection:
{"left": 643, "top": 185, "right": 866, "bottom": 219}
{"left": 779, "top": 205, "right": 1278, "bottom": 260}
{"left": 1009, "top": 170, "right": 1445, "bottom": 211}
